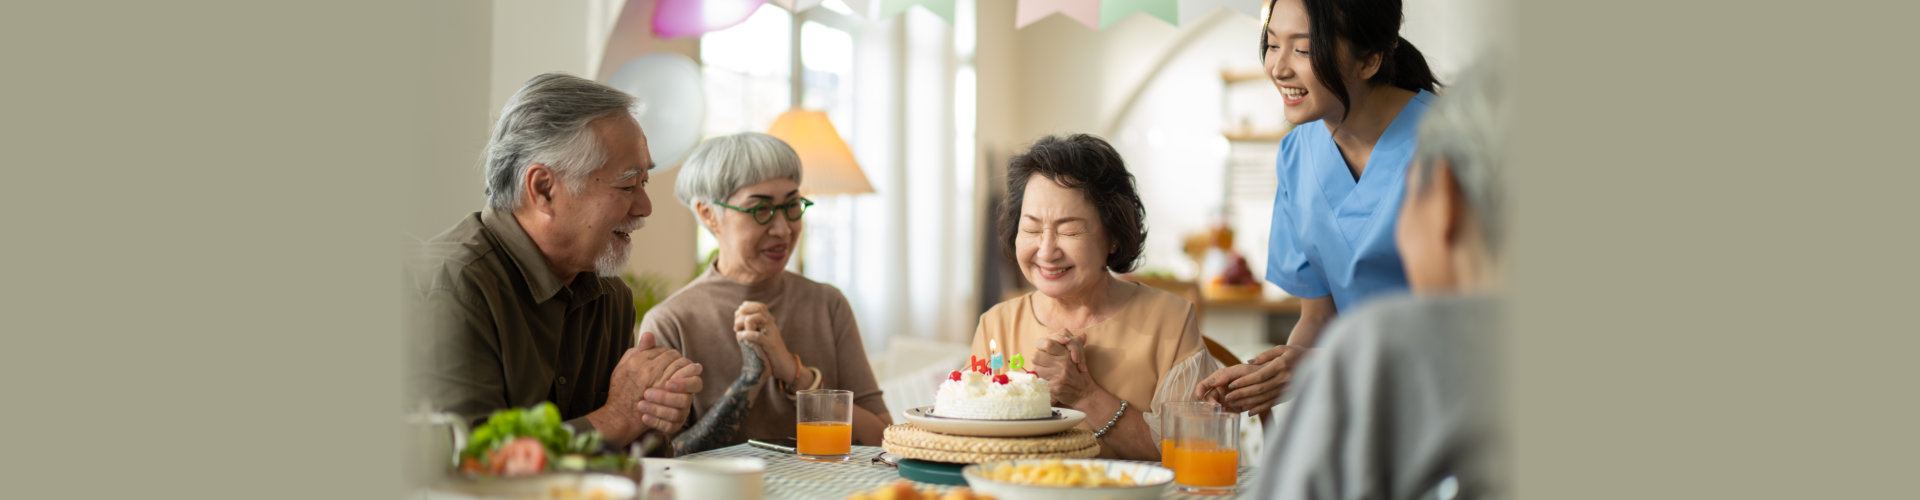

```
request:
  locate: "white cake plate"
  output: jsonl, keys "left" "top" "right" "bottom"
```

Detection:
{"left": 903, "top": 406, "right": 1087, "bottom": 437}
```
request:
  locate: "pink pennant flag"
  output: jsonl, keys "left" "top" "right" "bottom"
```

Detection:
{"left": 1016, "top": 0, "right": 1100, "bottom": 29}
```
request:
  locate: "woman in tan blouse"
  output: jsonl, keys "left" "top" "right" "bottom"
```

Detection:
{"left": 641, "top": 132, "right": 890, "bottom": 455}
{"left": 971, "top": 134, "right": 1221, "bottom": 461}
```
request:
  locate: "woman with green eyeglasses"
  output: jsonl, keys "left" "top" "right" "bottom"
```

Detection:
{"left": 639, "top": 132, "right": 891, "bottom": 455}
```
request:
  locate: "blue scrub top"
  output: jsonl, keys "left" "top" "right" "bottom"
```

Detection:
{"left": 1265, "top": 89, "right": 1435, "bottom": 312}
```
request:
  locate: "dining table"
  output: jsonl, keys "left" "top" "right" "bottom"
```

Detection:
{"left": 667, "top": 443, "right": 1259, "bottom": 500}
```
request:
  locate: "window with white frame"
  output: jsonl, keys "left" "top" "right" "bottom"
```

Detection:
{"left": 698, "top": 4, "right": 861, "bottom": 284}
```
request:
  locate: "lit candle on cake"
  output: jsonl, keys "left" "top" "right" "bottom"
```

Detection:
{"left": 989, "top": 339, "right": 1004, "bottom": 374}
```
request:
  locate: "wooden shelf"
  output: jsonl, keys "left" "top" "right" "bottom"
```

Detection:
{"left": 1221, "top": 69, "right": 1267, "bottom": 84}
{"left": 1123, "top": 276, "right": 1303, "bottom": 314}
{"left": 1223, "top": 131, "right": 1287, "bottom": 142}
{"left": 1202, "top": 294, "right": 1302, "bottom": 313}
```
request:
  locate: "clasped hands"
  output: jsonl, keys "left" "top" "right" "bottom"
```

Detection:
{"left": 1030, "top": 330, "right": 1100, "bottom": 407}
{"left": 603, "top": 331, "right": 704, "bottom": 444}
{"left": 1193, "top": 344, "right": 1308, "bottom": 416}
{"left": 733, "top": 301, "right": 804, "bottom": 388}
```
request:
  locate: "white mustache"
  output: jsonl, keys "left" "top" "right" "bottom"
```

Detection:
{"left": 616, "top": 218, "right": 647, "bottom": 233}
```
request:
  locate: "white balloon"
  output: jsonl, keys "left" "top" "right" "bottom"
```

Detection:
{"left": 607, "top": 52, "right": 706, "bottom": 171}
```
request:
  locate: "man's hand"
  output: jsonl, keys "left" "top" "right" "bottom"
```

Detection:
{"left": 1032, "top": 331, "right": 1097, "bottom": 407}
{"left": 1193, "top": 345, "right": 1306, "bottom": 416}
{"left": 636, "top": 346, "right": 703, "bottom": 436}
{"left": 734, "top": 301, "right": 798, "bottom": 386}
{"left": 591, "top": 331, "right": 684, "bottom": 444}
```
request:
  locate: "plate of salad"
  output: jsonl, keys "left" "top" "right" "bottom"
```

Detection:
{"left": 457, "top": 402, "right": 636, "bottom": 477}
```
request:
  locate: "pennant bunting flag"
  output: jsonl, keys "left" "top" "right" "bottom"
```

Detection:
{"left": 878, "top": 0, "right": 956, "bottom": 24}
{"left": 681, "top": 0, "right": 1255, "bottom": 32}
{"left": 1016, "top": 0, "right": 1100, "bottom": 29}
{"left": 1176, "top": 0, "right": 1263, "bottom": 26}
{"left": 1099, "top": 0, "right": 1178, "bottom": 28}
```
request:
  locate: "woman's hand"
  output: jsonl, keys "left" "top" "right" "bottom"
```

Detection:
{"left": 733, "top": 301, "right": 797, "bottom": 385}
{"left": 1032, "top": 330, "right": 1099, "bottom": 407}
{"left": 1194, "top": 345, "right": 1307, "bottom": 416}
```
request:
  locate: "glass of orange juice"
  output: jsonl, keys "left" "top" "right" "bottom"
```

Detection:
{"left": 796, "top": 389, "right": 853, "bottom": 462}
{"left": 1173, "top": 409, "right": 1239, "bottom": 494}
{"left": 1159, "top": 401, "right": 1220, "bottom": 469}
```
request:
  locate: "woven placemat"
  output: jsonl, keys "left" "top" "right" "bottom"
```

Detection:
{"left": 883, "top": 424, "right": 1096, "bottom": 454}
{"left": 883, "top": 440, "right": 1100, "bottom": 464}
{"left": 881, "top": 424, "right": 1101, "bottom": 463}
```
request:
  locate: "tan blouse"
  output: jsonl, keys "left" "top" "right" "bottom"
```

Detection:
{"left": 970, "top": 282, "right": 1220, "bottom": 442}
{"left": 639, "top": 263, "right": 888, "bottom": 451}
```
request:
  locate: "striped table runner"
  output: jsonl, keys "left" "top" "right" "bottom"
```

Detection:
{"left": 675, "top": 444, "right": 1256, "bottom": 500}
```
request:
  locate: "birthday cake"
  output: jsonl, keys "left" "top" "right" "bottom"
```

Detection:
{"left": 933, "top": 355, "right": 1052, "bottom": 420}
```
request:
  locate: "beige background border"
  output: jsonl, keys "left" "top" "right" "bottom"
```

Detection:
{"left": 5, "top": 1, "right": 419, "bottom": 497}
{"left": 1508, "top": 0, "right": 1918, "bottom": 497}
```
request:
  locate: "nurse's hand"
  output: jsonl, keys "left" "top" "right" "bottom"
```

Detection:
{"left": 1195, "top": 345, "right": 1307, "bottom": 416}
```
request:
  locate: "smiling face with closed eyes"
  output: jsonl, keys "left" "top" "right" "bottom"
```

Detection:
{"left": 1014, "top": 174, "right": 1114, "bottom": 301}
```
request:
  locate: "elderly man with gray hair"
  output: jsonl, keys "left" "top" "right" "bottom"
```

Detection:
{"left": 1249, "top": 57, "right": 1510, "bottom": 500}
{"left": 410, "top": 73, "right": 703, "bottom": 452}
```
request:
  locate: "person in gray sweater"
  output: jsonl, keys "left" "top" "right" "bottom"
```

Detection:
{"left": 1249, "top": 54, "right": 1509, "bottom": 500}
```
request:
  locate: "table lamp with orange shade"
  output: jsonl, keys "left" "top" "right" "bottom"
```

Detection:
{"left": 766, "top": 109, "right": 872, "bottom": 197}
{"left": 766, "top": 109, "right": 871, "bottom": 276}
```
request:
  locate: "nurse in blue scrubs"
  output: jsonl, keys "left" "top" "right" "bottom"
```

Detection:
{"left": 1196, "top": 0, "right": 1442, "bottom": 415}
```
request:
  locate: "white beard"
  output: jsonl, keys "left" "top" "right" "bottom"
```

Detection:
{"left": 593, "top": 242, "right": 631, "bottom": 278}
{"left": 594, "top": 217, "right": 646, "bottom": 277}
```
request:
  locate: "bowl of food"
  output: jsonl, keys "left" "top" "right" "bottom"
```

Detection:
{"left": 428, "top": 471, "right": 636, "bottom": 500}
{"left": 960, "top": 459, "right": 1172, "bottom": 500}
{"left": 451, "top": 403, "right": 641, "bottom": 481}
{"left": 846, "top": 480, "right": 994, "bottom": 500}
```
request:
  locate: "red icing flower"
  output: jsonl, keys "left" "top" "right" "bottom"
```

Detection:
{"left": 992, "top": 374, "right": 1010, "bottom": 385}
{"left": 949, "top": 370, "right": 962, "bottom": 381}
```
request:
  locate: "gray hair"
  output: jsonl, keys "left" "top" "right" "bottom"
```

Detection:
{"left": 1412, "top": 56, "right": 1510, "bottom": 257}
{"left": 483, "top": 73, "right": 636, "bottom": 212}
{"left": 674, "top": 132, "right": 804, "bottom": 217}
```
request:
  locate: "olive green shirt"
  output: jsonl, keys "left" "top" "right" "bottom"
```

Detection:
{"left": 409, "top": 210, "right": 634, "bottom": 436}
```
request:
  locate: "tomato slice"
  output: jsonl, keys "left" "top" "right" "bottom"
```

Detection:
{"left": 488, "top": 437, "right": 548, "bottom": 476}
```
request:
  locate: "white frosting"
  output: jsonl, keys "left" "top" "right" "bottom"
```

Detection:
{"left": 933, "top": 370, "right": 1052, "bottom": 420}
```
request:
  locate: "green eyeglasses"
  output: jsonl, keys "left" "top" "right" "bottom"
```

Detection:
{"left": 713, "top": 197, "right": 815, "bottom": 225}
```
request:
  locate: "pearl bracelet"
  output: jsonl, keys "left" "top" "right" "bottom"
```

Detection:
{"left": 1093, "top": 399, "right": 1129, "bottom": 439}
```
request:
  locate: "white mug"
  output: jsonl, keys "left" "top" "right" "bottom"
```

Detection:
{"left": 668, "top": 457, "right": 765, "bottom": 500}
